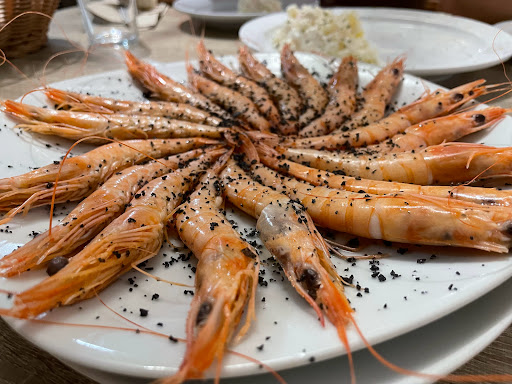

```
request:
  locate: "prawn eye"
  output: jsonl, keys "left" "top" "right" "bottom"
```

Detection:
{"left": 452, "top": 93, "right": 464, "bottom": 102}
{"left": 196, "top": 302, "right": 212, "bottom": 326}
{"left": 472, "top": 114, "right": 485, "bottom": 124}
{"left": 46, "top": 256, "right": 69, "bottom": 276}
{"left": 298, "top": 268, "right": 321, "bottom": 300}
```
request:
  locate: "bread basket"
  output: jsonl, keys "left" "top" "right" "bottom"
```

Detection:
{"left": 0, "top": 0, "right": 60, "bottom": 58}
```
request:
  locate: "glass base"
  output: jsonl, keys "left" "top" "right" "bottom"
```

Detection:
{"left": 91, "top": 29, "right": 138, "bottom": 49}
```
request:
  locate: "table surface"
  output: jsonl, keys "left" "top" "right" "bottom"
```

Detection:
{"left": 0, "top": 6, "right": 511, "bottom": 384}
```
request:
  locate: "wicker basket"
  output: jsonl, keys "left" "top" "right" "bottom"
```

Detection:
{"left": 0, "top": 0, "right": 60, "bottom": 58}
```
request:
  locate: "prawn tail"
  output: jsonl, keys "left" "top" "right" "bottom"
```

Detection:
{"left": 45, "top": 88, "right": 110, "bottom": 113}
{"left": 196, "top": 41, "right": 225, "bottom": 83}
{"left": 246, "top": 130, "right": 281, "bottom": 148}
{"left": 125, "top": 51, "right": 167, "bottom": 98}
{"left": 225, "top": 130, "right": 259, "bottom": 164}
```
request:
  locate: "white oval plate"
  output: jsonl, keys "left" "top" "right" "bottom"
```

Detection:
{"left": 239, "top": 7, "right": 512, "bottom": 76}
{"left": 0, "top": 54, "right": 511, "bottom": 381}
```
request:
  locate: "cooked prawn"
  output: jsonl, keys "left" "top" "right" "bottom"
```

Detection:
{"left": 281, "top": 142, "right": 512, "bottom": 185}
{"left": 45, "top": 88, "right": 224, "bottom": 126}
{"left": 281, "top": 44, "right": 329, "bottom": 127}
{"left": 351, "top": 107, "right": 509, "bottom": 155}
{"left": 196, "top": 41, "right": 281, "bottom": 130}
{"left": 187, "top": 64, "right": 271, "bottom": 132}
{"left": 256, "top": 143, "right": 512, "bottom": 207}
{"left": 0, "top": 137, "right": 216, "bottom": 219}
{"left": 168, "top": 154, "right": 258, "bottom": 383}
{"left": 282, "top": 79, "right": 487, "bottom": 150}
{"left": 0, "top": 151, "right": 222, "bottom": 318}
{"left": 332, "top": 57, "right": 404, "bottom": 132}
{"left": 124, "top": 51, "right": 231, "bottom": 120}
{"left": 221, "top": 159, "right": 355, "bottom": 380}
{"left": 3, "top": 100, "right": 227, "bottom": 142}
{"left": 239, "top": 46, "right": 301, "bottom": 134}
{"left": 249, "top": 161, "right": 512, "bottom": 253}
{"left": 0, "top": 148, "right": 220, "bottom": 277}
{"left": 298, "top": 56, "right": 358, "bottom": 137}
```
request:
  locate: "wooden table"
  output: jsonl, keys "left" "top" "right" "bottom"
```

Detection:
{"left": 0, "top": 6, "right": 510, "bottom": 384}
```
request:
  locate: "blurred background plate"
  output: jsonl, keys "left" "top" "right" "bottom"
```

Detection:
{"left": 239, "top": 7, "right": 512, "bottom": 76}
{"left": 173, "top": 0, "right": 317, "bottom": 28}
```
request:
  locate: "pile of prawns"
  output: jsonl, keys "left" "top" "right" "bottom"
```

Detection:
{"left": 1, "top": 41, "right": 512, "bottom": 384}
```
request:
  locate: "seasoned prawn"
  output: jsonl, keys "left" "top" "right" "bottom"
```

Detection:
{"left": 281, "top": 44, "right": 329, "bottom": 127}
{"left": 3, "top": 100, "right": 227, "bottom": 142}
{"left": 197, "top": 41, "right": 281, "bottom": 130}
{"left": 239, "top": 45, "right": 301, "bottom": 134}
{"left": 249, "top": 161, "right": 512, "bottom": 253}
{"left": 168, "top": 154, "right": 258, "bottom": 383}
{"left": 298, "top": 56, "right": 358, "bottom": 137}
{"left": 0, "top": 148, "right": 219, "bottom": 277}
{"left": 256, "top": 143, "right": 512, "bottom": 207}
{"left": 45, "top": 88, "right": 224, "bottom": 126}
{"left": 221, "top": 159, "right": 354, "bottom": 376}
{"left": 351, "top": 107, "right": 509, "bottom": 155}
{"left": 0, "top": 137, "right": 216, "bottom": 220}
{"left": 187, "top": 64, "right": 271, "bottom": 132}
{"left": 282, "top": 79, "right": 487, "bottom": 150}
{"left": 124, "top": 51, "right": 231, "bottom": 120}
{"left": 333, "top": 57, "right": 405, "bottom": 132}
{"left": 281, "top": 142, "right": 512, "bottom": 185}
{"left": 0, "top": 151, "right": 221, "bottom": 318}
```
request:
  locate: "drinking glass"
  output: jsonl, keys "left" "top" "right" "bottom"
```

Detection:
{"left": 77, "top": 0, "right": 138, "bottom": 48}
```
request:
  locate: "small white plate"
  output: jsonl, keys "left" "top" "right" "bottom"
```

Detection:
{"left": 239, "top": 7, "right": 512, "bottom": 76}
{"left": 173, "top": 0, "right": 268, "bottom": 26}
{"left": 65, "top": 277, "right": 512, "bottom": 384}
{"left": 1, "top": 53, "right": 512, "bottom": 381}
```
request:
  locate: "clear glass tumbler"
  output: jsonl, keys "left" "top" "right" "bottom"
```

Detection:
{"left": 77, "top": 0, "right": 138, "bottom": 48}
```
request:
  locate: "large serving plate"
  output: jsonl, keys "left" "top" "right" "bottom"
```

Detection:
{"left": 239, "top": 7, "right": 512, "bottom": 76}
{"left": 0, "top": 53, "right": 511, "bottom": 382}
{"left": 65, "top": 277, "right": 512, "bottom": 384}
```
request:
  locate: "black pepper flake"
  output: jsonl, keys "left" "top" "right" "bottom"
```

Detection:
{"left": 139, "top": 308, "right": 149, "bottom": 317}
{"left": 169, "top": 335, "right": 178, "bottom": 343}
{"left": 256, "top": 344, "right": 264, "bottom": 351}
